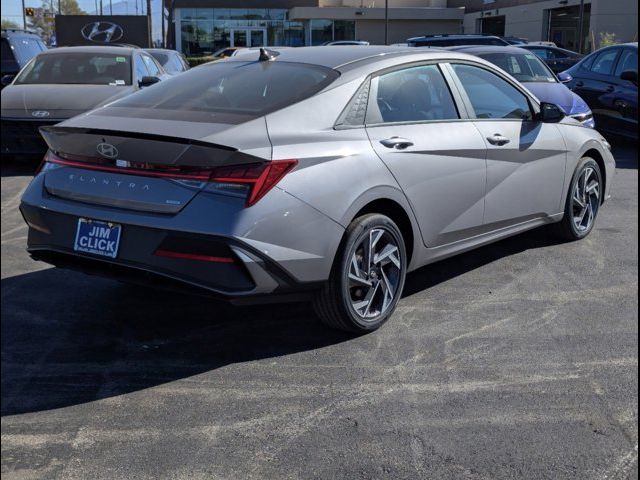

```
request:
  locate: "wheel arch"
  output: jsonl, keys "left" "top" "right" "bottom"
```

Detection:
{"left": 344, "top": 193, "right": 419, "bottom": 267}
{"left": 581, "top": 148, "right": 607, "bottom": 204}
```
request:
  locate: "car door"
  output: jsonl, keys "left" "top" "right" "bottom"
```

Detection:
{"left": 573, "top": 47, "right": 621, "bottom": 132}
{"left": 364, "top": 63, "right": 488, "bottom": 247}
{"left": 448, "top": 62, "right": 567, "bottom": 228}
{"left": 609, "top": 47, "right": 638, "bottom": 137}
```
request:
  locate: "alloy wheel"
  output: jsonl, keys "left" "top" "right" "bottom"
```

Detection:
{"left": 347, "top": 228, "right": 402, "bottom": 321}
{"left": 571, "top": 166, "right": 600, "bottom": 232}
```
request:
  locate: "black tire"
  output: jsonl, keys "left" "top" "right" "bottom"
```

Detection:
{"left": 552, "top": 157, "right": 603, "bottom": 241}
{"left": 313, "top": 213, "right": 407, "bottom": 333}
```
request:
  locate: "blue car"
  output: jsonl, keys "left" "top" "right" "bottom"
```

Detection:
{"left": 558, "top": 43, "right": 637, "bottom": 140}
{"left": 451, "top": 45, "right": 595, "bottom": 128}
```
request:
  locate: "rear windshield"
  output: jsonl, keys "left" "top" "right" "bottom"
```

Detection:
{"left": 107, "top": 60, "right": 339, "bottom": 123}
{"left": 480, "top": 52, "right": 556, "bottom": 83}
{"left": 14, "top": 52, "right": 132, "bottom": 85}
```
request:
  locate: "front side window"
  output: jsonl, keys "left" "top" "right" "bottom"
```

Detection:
{"left": 14, "top": 53, "right": 132, "bottom": 85}
{"left": 590, "top": 49, "right": 619, "bottom": 75}
{"left": 142, "top": 54, "right": 162, "bottom": 76}
{"left": 452, "top": 63, "right": 532, "bottom": 120}
{"left": 614, "top": 48, "right": 638, "bottom": 76}
{"left": 367, "top": 64, "right": 459, "bottom": 124}
{"left": 105, "top": 61, "right": 339, "bottom": 124}
{"left": 134, "top": 55, "right": 149, "bottom": 81}
{"left": 480, "top": 52, "right": 556, "bottom": 83}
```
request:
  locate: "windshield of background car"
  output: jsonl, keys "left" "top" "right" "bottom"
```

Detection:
{"left": 106, "top": 61, "right": 339, "bottom": 124}
{"left": 480, "top": 52, "right": 556, "bottom": 83}
{"left": 14, "top": 52, "right": 132, "bottom": 85}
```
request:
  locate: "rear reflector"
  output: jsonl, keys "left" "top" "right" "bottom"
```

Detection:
{"left": 154, "top": 249, "right": 235, "bottom": 263}
{"left": 43, "top": 151, "right": 298, "bottom": 207}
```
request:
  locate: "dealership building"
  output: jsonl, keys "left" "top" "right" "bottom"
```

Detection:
{"left": 170, "top": 0, "right": 638, "bottom": 55}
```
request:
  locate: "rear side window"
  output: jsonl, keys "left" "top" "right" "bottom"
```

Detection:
{"left": 109, "top": 61, "right": 339, "bottom": 123}
{"left": 452, "top": 64, "right": 532, "bottom": 120}
{"left": 1, "top": 38, "right": 18, "bottom": 71}
{"left": 590, "top": 49, "right": 619, "bottom": 75}
{"left": 367, "top": 64, "right": 459, "bottom": 124}
{"left": 528, "top": 48, "right": 549, "bottom": 59}
{"left": 615, "top": 48, "right": 638, "bottom": 76}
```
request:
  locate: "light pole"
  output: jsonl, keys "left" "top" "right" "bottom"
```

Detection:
{"left": 384, "top": 0, "right": 389, "bottom": 45}
{"left": 22, "top": 0, "right": 27, "bottom": 29}
{"left": 577, "top": 0, "right": 585, "bottom": 53}
{"left": 147, "top": 0, "right": 152, "bottom": 47}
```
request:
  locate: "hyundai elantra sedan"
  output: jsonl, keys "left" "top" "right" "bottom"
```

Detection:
{"left": 20, "top": 46, "right": 615, "bottom": 332}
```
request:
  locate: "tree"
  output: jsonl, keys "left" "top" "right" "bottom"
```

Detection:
{"left": 1, "top": 19, "right": 21, "bottom": 30}
{"left": 28, "top": 0, "right": 87, "bottom": 42}
{"left": 599, "top": 32, "right": 619, "bottom": 48}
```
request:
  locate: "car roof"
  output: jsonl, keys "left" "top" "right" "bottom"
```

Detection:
{"left": 448, "top": 45, "right": 532, "bottom": 55}
{"left": 1, "top": 29, "right": 42, "bottom": 39}
{"left": 408, "top": 34, "right": 502, "bottom": 41}
{"left": 39, "top": 45, "right": 138, "bottom": 55}
{"left": 224, "top": 45, "right": 433, "bottom": 69}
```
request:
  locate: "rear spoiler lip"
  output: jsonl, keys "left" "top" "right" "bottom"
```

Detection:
{"left": 39, "top": 125, "right": 238, "bottom": 152}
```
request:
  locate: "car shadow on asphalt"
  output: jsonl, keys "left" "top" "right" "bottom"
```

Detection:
{"left": 1, "top": 225, "right": 563, "bottom": 417}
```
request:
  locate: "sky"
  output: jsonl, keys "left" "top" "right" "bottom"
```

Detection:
{"left": 1, "top": 0, "right": 164, "bottom": 42}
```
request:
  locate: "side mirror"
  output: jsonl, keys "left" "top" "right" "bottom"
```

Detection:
{"left": 1, "top": 74, "right": 15, "bottom": 87}
{"left": 138, "top": 76, "right": 160, "bottom": 88}
{"left": 620, "top": 69, "right": 638, "bottom": 84}
{"left": 538, "top": 102, "right": 565, "bottom": 123}
{"left": 557, "top": 71, "right": 572, "bottom": 83}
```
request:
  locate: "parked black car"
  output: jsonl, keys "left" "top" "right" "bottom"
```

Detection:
{"left": 145, "top": 48, "right": 190, "bottom": 76}
{"left": 559, "top": 43, "right": 638, "bottom": 139}
{"left": 521, "top": 44, "right": 583, "bottom": 74}
{"left": 1, "top": 29, "right": 47, "bottom": 89}
{"left": 407, "top": 34, "right": 510, "bottom": 48}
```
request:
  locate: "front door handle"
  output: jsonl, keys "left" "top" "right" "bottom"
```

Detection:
{"left": 605, "top": 85, "right": 615, "bottom": 93}
{"left": 486, "top": 134, "right": 511, "bottom": 146}
{"left": 575, "top": 81, "right": 584, "bottom": 87}
{"left": 380, "top": 137, "right": 414, "bottom": 150}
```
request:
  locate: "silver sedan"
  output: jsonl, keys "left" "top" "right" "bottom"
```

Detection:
{"left": 20, "top": 46, "right": 615, "bottom": 332}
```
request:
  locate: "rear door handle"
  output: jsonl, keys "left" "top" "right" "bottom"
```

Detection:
{"left": 605, "top": 85, "right": 615, "bottom": 93}
{"left": 575, "top": 81, "right": 584, "bottom": 87}
{"left": 486, "top": 134, "right": 511, "bottom": 146}
{"left": 380, "top": 137, "right": 414, "bottom": 150}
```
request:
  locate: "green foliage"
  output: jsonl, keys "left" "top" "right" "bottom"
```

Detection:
{"left": 186, "top": 56, "right": 219, "bottom": 67}
{"left": 599, "top": 32, "right": 619, "bottom": 48}
{"left": 1, "top": 19, "right": 21, "bottom": 30}
{"left": 28, "top": 0, "right": 86, "bottom": 41}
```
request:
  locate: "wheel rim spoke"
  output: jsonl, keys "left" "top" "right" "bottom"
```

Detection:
{"left": 348, "top": 226, "right": 402, "bottom": 321}
{"left": 571, "top": 167, "right": 600, "bottom": 232}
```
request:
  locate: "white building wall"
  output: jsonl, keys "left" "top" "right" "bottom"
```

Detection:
{"left": 463, "top": 0, "right": 638, "bottom": 47}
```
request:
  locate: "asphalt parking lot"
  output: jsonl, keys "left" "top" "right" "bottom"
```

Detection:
{"left": 1, "top": 142, "right": 637, "bottom": 480}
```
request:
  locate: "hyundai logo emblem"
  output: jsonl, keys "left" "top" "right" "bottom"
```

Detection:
{"left": 96, "top": 143, "right": 119, "bottom": 159}
{"left": 81, "top": 21, "right": 124, "bottom": 43}
{"left": 31, "top": 110, "right": 50, "bottom": 118}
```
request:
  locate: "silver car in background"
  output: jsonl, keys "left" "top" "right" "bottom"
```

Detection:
{"left": 20, "top": 46, "right": 615, "bottom": 333}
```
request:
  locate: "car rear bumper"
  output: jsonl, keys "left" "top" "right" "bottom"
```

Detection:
{"left": 19, "top": 172, "right": 344, "bottom": 301}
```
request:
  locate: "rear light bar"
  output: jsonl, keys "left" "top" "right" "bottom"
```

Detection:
{"left": 42, "top": 151, "right": 298, "bottom": 207}
{"left": 154, "top": 249, "right": 235, "bottom": 264}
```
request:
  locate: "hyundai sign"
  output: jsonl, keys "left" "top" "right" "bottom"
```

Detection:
{"left": 55, "top": 15, "right": 149, "bottom": 47}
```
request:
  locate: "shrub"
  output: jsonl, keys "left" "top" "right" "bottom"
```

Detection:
{"left": 186, "top": 56, "right": 218, "bottom": 67}
{"left": 599, "top": 32, "right": 619, "bottom": 48}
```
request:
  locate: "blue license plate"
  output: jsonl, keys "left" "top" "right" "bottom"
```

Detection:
{"left": 73, "top": 218, "right": 121, "bottom": 258}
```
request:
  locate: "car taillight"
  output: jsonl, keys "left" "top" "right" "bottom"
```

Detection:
{"left": 42, "top": 150, "right": 298, "bottom": 207}
{"left": 209, "top": 160, "right": 298, "bottom": 206}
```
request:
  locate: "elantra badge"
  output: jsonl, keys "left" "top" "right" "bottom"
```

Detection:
{"left": 31, "top": 110, "right": 50, "bottom": 118}
{"left": 96, "top": 143, "right": 119, "bottom": 159}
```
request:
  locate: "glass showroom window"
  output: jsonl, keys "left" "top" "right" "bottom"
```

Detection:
{"left": 310, "top": 20, "right": 356, "bottom": 45}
